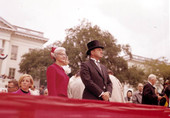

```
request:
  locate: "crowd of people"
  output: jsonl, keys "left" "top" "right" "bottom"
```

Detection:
{"left": 0, "top": 40, "right": 169, "bottom": 108}
{"left": 1, "top": 76, "right": 47, "bottom": 96}
{"left": 46, "top": 40, "right": 170, "bottom": 107}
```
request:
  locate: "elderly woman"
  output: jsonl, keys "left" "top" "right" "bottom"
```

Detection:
{"left": 14, "top": 74, "right": 34, "bottom": 95}
{"left": 46, "top": 47, "right": 69, "bottom": 97}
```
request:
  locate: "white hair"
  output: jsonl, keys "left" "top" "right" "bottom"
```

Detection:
{"left": 148, "top": 74, "right": 157, "bottom": 80}
{"left": 138, "top": 83, "right": 143, "bottom": 87}
{"left": 51, "top": 47, "right": 66, "bottom": 58}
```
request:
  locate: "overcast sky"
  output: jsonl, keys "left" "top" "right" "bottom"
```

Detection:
{"left": 0, "top": 0, "right": 169, "bottom": 61}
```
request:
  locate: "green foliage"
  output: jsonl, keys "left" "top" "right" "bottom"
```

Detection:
{"left": 126, "top": 66, "right": 146, "bottom": 87}
{"left": 62, "top": 20, "right": 128, "bottom": 78}
{"left": 19, "top": 48, "right": 53, "bottom": 85}
{"left": 144, "top": 58, "right": 170, "bottom": 84}
{"left": 122, "top": 44, "right": 132, "bottom": 59}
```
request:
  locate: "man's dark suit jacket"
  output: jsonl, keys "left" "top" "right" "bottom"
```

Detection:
{"left": 142, "top": 82, "right": 158, "bottom": 105}
{"left": 80, "top": 59, "right": 112, "bottom": 100}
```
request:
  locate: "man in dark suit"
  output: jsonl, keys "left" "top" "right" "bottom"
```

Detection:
{"left": 80, "top": 40, "right": 112, "bottom": 101}
{"left": 142, "top": 74, "right": 162, "bottom": 105}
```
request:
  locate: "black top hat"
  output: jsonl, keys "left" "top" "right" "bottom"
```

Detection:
{"left": 86, "top": 40, "right": 104, "bottom": 55}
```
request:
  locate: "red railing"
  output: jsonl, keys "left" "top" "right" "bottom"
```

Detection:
{"left": 0, "top": 93, "right": 169, "bottom": 118}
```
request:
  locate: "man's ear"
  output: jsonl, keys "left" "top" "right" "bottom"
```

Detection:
{"left": 91, "top": 50, "right": 94, "bottom": 55}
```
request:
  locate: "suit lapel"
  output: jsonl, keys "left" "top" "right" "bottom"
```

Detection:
{"left": 90, "top": 59, "right": 108, "bottom": 87}
{"left": 100, "top": 64, "right": 107, "bottom": 85}
{"left": 90, "top": 59, "right": 104, "bottom": 78}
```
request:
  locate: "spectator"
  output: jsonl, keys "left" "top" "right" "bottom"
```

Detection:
{"left": 142, "top": 74, "right": 162, "bottom": 105}
{"left": 125, "top": 90, "right": 133, "bottom": 103}
{"left": 164, "top": 85, "right": 170, "bottom": 107}
{"left": 13, "top": 74, "right": 34, "bottom": 95}
{"left": 108, "top": 69, "right": 125, "bottom": 103}
{"left": 0, "top": 88, "right": 7, "bottom": 93}
{"left": 160, "top": 80, "right": 170, "bottom": 96}
{"left": 68, "top": 71, "right": 85, "bottom": 99}
{"left": 7, "top": 80, "right": 19, "bottom": 93}
{"left": 46, "top": 47, "right": 69, "bottom": 97}
{"left": 159, "top": 80, "right": 170, "bottom": 106}
{"left": 39, "top": 85, "right": 45, "bottom": 95}
{"left": 44, "top": 89, "right": 48, "bottom": 96}
{"left": 30, "top": 85, "right": 40, "bottom": 96}
{"left": 132, "top": 83, "right": 143, "bottom": 104}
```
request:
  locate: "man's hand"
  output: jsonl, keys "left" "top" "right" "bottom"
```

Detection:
{"left": 157, "top": 95, "right": 162, "bottom": 101}
{"left": 102, "top": 92, "right": 110, "bottom": 101}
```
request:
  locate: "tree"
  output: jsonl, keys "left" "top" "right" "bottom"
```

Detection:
{"left": 144, "top": 58, "right": 170, "bottom": 84}
{"left": 19, "top": 48, "right": 53, "bottom": 85}
{"left": 126, "top": 66, "right": 146, "bottom": 87}
{"left": 122, "top": 44, "right": 132, "bottom": 59}
{"left": 62, "top": 19, "right": 128, "bottom": 81}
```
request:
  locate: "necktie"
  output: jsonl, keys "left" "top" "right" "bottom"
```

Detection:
{"left": 96, "top": 61, "right": 104, "bottom": 77}
{"left": 96, "top": 61, "right": 101, "bottom": 71}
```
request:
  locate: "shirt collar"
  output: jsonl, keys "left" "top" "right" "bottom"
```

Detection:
{"left": 148, "top": 81, "right": 156, "bottom": 88}
{"left": 91, "top": 58, "right": 100, "bottom": 63}
{"left": 148, "top": 81, "right": 153, "bottom": 86}
{"left": 137, "top": 90, "right": 142, "bottom": 94}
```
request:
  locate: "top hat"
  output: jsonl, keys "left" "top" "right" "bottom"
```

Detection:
{"left": 86, "top": 40, "right": 104, "bottom": 55}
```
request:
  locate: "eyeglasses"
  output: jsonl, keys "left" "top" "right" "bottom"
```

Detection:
{"left": 57, "top": 53, "right": 67, "bottom": 56}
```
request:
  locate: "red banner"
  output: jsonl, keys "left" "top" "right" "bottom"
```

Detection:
{"left": 0, "top": 93, "right": 169, "bottom": 118}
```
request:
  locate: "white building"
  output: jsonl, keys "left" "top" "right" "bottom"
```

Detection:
{"left": 0, "top": 17, "right": 48, "bottom": 88}
{"left": 123, "top": 54, "right": 152, "bottom": 69}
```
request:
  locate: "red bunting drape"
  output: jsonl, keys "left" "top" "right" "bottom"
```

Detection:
{"left": 0, "top": 93, "right": 169, "bottom": 118}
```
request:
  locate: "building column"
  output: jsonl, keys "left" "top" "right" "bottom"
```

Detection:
{"left": 0, "top": 39, "right": 3, "bottom": 74}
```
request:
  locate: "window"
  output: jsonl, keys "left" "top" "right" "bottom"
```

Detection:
{"left": 11, "top": 45, "right": 18, "bottom": 60}
{"left": 9, "top": 68, "right": 15, "bottom": 79}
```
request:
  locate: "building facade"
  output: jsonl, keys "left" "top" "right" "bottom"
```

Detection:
{"left": 0, "top": 17, "right": 48, "bottom": 88}
{"left": 123, "top": 54, "right": 152, "bottom": 69}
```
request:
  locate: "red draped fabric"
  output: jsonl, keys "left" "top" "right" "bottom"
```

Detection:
{"left": 0, "top": 93, "right": 169, "bottom": 118}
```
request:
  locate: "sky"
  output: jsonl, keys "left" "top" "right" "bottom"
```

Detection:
{"left": 0, "top": 0, "right": 169, "bottom": 61}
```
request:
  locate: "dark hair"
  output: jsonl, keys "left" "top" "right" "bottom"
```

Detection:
{"left": 8, "top": 79, "right": 19, "bottom": 88}
{"left": 75, "top": 71, "right": 80, "bottom": 77}
{"left": 165, "top": 85, "right": 170, "bottom": 97}
{"left": 127, "top": 90, "right": 132, "bottom": 93}
{"left": 127, "top": 90, "right": 132, "bottom": 95}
